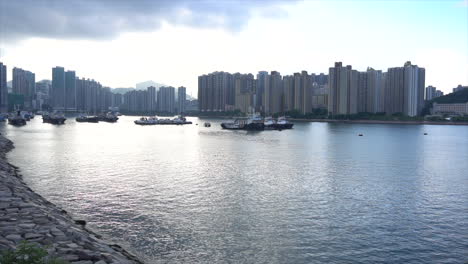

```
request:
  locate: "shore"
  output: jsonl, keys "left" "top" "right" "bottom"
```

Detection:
{"left": 0, "top": 135, "right": 145, "bottom": 264}
{"left": 289, "top": 118, "right": 468, "bottom": 126}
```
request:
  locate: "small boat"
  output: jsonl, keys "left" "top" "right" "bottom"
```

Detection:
{"left": 221, "top": 113, "right": 265, "bottom": 131}
{"left": 43, "top": 112, "right": 66, "bottom": 125}
{"left": 204, "top": 122, "right": 211, "bottom": 127}
{"left": 275, "top": 116, "right": 294, "bottom": 129}
{"left": 8, "top": 111, "right": 27, "bottom": 126}
{"left": 264, "top": 116, "right": 276, "bottom": 130}
{"left": 134, "top": 116, "right": 159, "bottom": 125}
{"left": 424, "top": 133, "right": 428, "bottom": 135}
{"left": 134, "top": 115, "right": 192, "bottom": 125}
{"left": 358, "top": 134, "right": 363, "bottom": 136}
{"left": 98, "top": 112, "right": 119, "bottom": 123}
{"left": 76, "top": 114, "right": 99, "bottom": 123}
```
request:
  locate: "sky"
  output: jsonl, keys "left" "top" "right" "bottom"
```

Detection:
{"left": 0, "top": 0, "right": 467, "bottom": 97}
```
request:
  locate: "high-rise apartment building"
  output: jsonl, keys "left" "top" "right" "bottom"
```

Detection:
{"left": 385, "top": 62, "right": 425, "bottom": 116}
{"left": 65, "top": 71, "right": 76, "bottom": 111}
{"left": 263, "top": 71, "right": 282, "bottom": 114}
{"left": 328, "top": 62, "right": 358, "bottom": 115}
{"left": 147, "top": 86, "right": 157, "bottom": 112}
{"left": 157, "top": 86, "right": 175, "bottom": 113}
{"left": 425, "top": 85, "right": 443, "bottom": 100}
{"left": 366, "top": 68, "right": 385, "bottom": 113}
{"left": 282, "top": 75, "right": 294, "bottom": 112}
{"left": 234, "top": 74, "right": 255, "bottom": 113}
{"left": 12, "top": 67, "right": 35, "bottom": 109}
{"left": 0, "top": 62, "right": 7, "bottom": 112}
{"left": 198, "top": 71, "right": 235, "bottom": 112}
{"left": 52, "top": 67, "right": 66, "bottom": 110}
{"left": 256, "top": 71, "right": 269, "bottom": 112}
{"left": 177, "top": 86, "right": 186, "bottom": 114}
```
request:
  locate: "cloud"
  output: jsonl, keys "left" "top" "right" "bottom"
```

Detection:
{"left": 0, "top": 0, "right": 295, "bottom": 42}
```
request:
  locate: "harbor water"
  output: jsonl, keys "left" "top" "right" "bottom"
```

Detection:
{"left": 1, "top": 116, "right": 467, "bottom": 263}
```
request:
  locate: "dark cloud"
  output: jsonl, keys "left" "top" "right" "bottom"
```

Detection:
{"left": 0, "top": 0, "right": 295, "bottom": 42}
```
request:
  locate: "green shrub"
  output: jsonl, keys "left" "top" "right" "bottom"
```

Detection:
{"left": 0, "top": 241, "right": 68, "bottom": 264}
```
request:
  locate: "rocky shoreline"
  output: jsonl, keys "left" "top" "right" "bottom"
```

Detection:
{"left": 0, "top": 135, "right": 145, "bottom": 264}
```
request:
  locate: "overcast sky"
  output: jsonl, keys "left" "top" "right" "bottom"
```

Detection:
{"left": 0, "top": 0, "right": 467, "bottom": 96}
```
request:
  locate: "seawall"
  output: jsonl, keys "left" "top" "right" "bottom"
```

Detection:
{"left": 0, "top": 135, "right": 145, "bottom": 264}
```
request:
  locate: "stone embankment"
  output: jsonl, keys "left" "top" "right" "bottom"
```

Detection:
{"left": 0, "top": 135, "right": 145, "bottom": 264}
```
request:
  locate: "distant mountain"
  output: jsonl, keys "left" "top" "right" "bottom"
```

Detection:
{"left": 186, "top": 94, "right": 196, "bottom": 101}
{"left": 38, "top": 79, "right": 51, "bottom": 84}
{"left": 135, "top": 80, "right": 165, "bottom": 90}
{"left": 112, "top": 88, "right": 135, "bottom": 94}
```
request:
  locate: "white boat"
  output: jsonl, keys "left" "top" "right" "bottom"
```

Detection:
{"left": 134, "top": 115, "right": 192, "bottom": 125}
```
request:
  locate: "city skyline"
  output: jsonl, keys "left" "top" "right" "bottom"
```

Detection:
{"left": 0, "top": 0, "right": 467, "bottom": 96}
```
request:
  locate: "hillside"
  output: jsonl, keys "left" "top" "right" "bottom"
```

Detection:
{"left": 431, "top": 88, "right": 468, "bottom": 104}
{"left": 422, "top": 88, "right": 468, "bottom": 115}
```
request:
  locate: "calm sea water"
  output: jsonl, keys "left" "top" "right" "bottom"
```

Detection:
{"left": 1, "top": 116, "right": 467, "bottom": 263}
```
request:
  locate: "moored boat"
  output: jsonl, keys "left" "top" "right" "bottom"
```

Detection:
{"left": 98, "top": 112, "right": 119, "bottom": 123}
{"left": 221, "top": 113, "right": 265, "bottom": 131}
{"left": 134, "top": 115, "right": 192, "bottom": 125}
{"left": 43, "top": 112, "right": 66, "bottom": 125}
{"left": 8, "top": 111, "right": 27, "bottom": 126}
{"left": 274, "top": 116, "right": 294, "bottom": 129}
{"left": 76, "top": 114, "right": 99, "bottom": 123}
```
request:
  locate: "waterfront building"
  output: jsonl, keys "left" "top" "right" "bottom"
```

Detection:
{"left": 198, "top": 71, "right": 234, "bottom": 112}
{"left": 177, "top": 86, "right": 186, "bottom": 114}
{"left": 65, "top": 71, "right": 76, "bottom": 111}
{"left": 384, "top": 66, "right": 405, "bottom": 114}
{"left": 263, "top": 71, "right": 282, "bottom": 114}
{"left": 52, "top": 67, "right": 66, "bottom": 110}
{"left": 12, "top": 67, "right": 35, "bottom": 109}
{"left": 384, "top": 62, "right": 425, "bottom": 116}
{"left": 357, "top": 71, "right": 368, "bottom": 113}
{"left": 147, "top": 86, "right": 157, "bottom": 112}
{"left": 293, "top": 72, "right": 302, "bottom": 112}
{"left": 328, "top": 62, "right": 358, "bottom": 115}
{"left": 0, "top": 62, "right": 7, "bottom": 112}
{"left": 111, "top": 93, "right": 123, "bottom": 109}
{"left": 432, "top": 102, "right": 468, "bottom": 115}
{"left": 234, "top": 74, "right": 255, "bottom": 113}
{"left": 157, "top": 86, "right": 175, "bottom": 113}
{"left": 403, "top": 61, "right": 425, "bottom": 117}
{"left": 282, "top": 75, "right": 294, "bottom": 112}
{"left": 256, "top": 71, "right": 269, "bottom": 112}
{"left": 366, "top": 68, "right": 385, "bottom": 113}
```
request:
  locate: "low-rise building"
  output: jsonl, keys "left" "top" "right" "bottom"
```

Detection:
{"left": 432, "top": 102, "right": 468, "bottom": 115}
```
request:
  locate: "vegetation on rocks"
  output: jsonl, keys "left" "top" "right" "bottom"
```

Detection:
{"left": 0, "top": 241, "right": 67, "bottom": 264}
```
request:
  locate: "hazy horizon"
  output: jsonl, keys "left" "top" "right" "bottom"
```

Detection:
{"left": 1, "top": 0, "right": 467, "bottom": 96}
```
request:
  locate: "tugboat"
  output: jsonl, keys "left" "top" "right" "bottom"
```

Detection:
{"left": 43, "top": 112, "right": 66, "bottom": 125}
{"left": 98, "top": 112, "right": 119, "bottom": 123}
{"left": 221, "top": 113, "right": 265, "bottom": 131}
{"left": 8, "top": 111, "right": 27, "bottom": 126}
{"left": 275, "top": 116, "right": 294, "bottom": 129}
{"left": 76, "top": 114, "right": 99, "bottom": 123}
